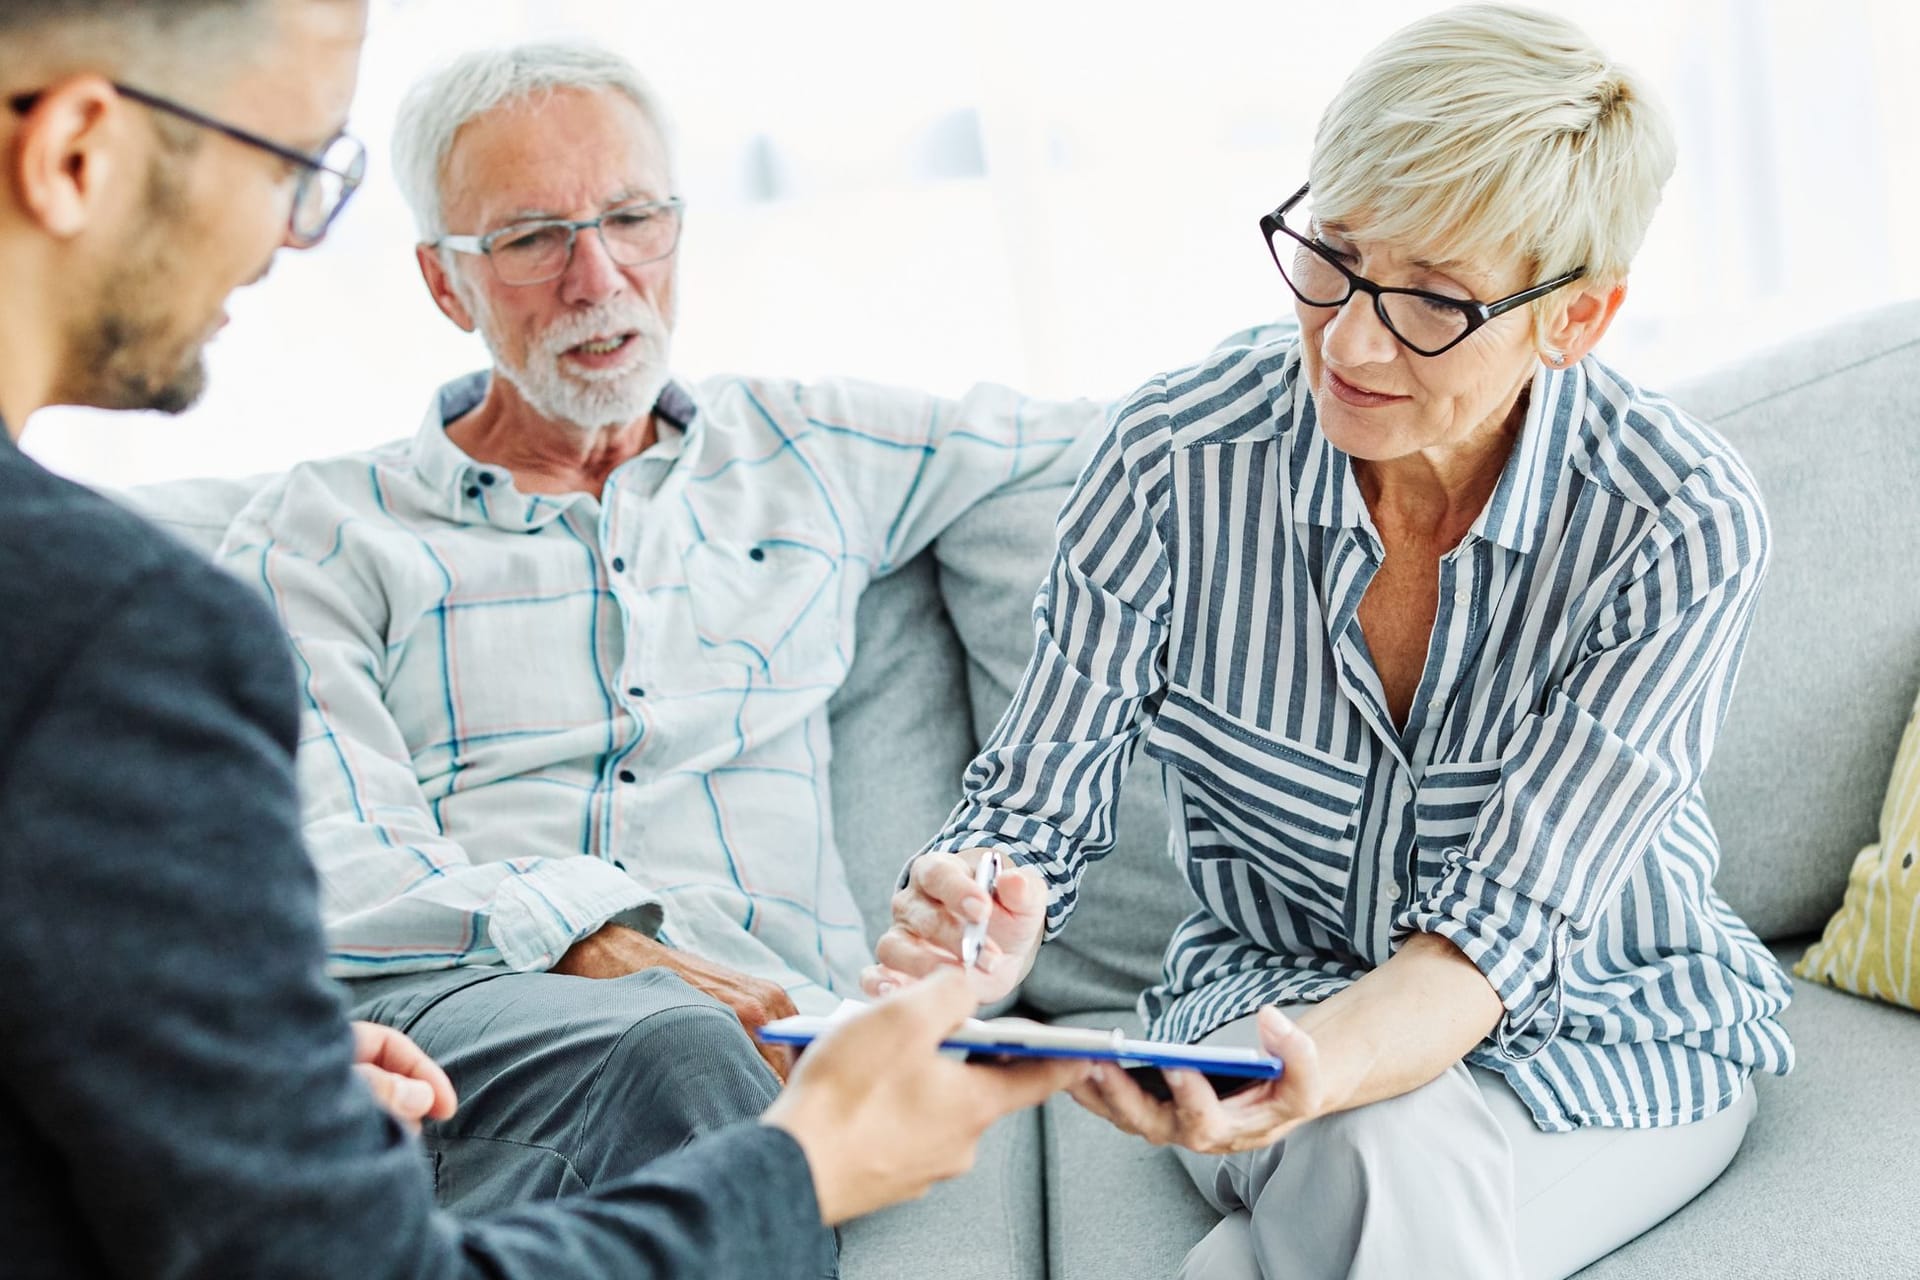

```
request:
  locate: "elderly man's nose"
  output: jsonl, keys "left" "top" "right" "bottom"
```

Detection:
{"left": 559, "top": 226, "right": 627, "bottom": 303}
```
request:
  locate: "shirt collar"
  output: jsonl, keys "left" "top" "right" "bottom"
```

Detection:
{"left": 1288, "top": 351, "right": 1581, "bottom": 556}
{"left": 408, "top": 370, "right": 698, "bottom": 524}
{"left": 409, "top": 370, "right": 493, "bottom": 497}
{"left": 1288, "top": 373, "right": 1370, "bottom": 533}
{"left": 1468, "top": 361, "right": 1580, "bottom": 555}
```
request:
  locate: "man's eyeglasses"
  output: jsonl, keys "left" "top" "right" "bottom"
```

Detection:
{"left": 8, "top": 82, "right": 365, "bottom": 248}
{"left": 1260, "top": 183, "right": 1584, "bottom": 358}
{"left": 430, "top": 199, "right": 686, "bottom": 287}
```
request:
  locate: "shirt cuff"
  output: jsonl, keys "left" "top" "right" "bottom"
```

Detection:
{"left": 1398, "top": 850, "right": 1568, "bottom": 1061}
{"left": 486, "top": 857, "right": 662, "bottom": 972}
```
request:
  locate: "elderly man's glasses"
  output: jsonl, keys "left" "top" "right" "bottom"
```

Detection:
{"left": 8, "top": 82, "right": 365, "bottom": 248}
{"left": 1260, "top": 183, "right": 1584, "bottom": 358}
{"left": 431, "top": 199, "right": 686, "bottom": 287}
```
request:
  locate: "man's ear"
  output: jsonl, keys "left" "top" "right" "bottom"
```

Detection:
{"left": 416, "top": 242, "right": 478, "bottom": 332}
{"left": 1544, "top": 281, "right": 1627, "bottom": 365}
{"left": 10, "top": 75, "right": 132, "bottom": 239}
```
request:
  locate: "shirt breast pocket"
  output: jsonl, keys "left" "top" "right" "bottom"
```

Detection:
{"left": 1412, "top": 758, "right": 1505, "bottom": 891}
{"left": 680, "top": 534, "right": 843, "bottom": 681}
{"left": 1143, "top": 684, "right": 1367, "bottom": 904}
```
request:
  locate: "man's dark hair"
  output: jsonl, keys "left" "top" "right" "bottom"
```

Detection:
{"left": 0, "top": 1, "right": 284, "bottom": 96}
{"left": 0, "top": 1, "right": 267, "bottom": 36}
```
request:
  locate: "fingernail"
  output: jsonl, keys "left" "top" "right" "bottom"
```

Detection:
{"left": 399, "top": 1079, "right": 432, "bottom": 1111}
{"left": 876, "top": 979, "right": 899, "bottom": 995}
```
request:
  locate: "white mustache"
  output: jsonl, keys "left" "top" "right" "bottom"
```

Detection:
{"left": 537, "top": 307, "right": 661, "bottom": 361}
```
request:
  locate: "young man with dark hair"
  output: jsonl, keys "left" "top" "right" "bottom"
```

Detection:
{"left": 0, "top": 3, "right": 1086, "bottom": 1276}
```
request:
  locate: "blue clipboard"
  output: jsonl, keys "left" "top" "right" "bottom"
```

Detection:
{"left": 758, "top": 1013, "right": 1284, "bottom": 1095}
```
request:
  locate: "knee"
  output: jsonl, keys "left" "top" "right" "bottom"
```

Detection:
{"left": 1281, "top": 1082, "right": 1508, "bottom": 1201}
{"left": 597, "top": 979, "right": 779, "bottom": 1116}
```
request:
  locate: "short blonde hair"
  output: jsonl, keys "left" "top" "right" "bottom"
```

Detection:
{"left": 1309, "top": 3, "right": 1675, "bottom": 296}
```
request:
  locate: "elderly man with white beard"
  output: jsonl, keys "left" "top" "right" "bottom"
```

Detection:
{"left": 217, "top": 41, "right": 1102, "bottom": 1229}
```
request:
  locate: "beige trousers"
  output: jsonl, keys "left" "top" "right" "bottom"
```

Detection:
{"left": 1175, "top": 1014, "right": 1755, "bottom": 1280}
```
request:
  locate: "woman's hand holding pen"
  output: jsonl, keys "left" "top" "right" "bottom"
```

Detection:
{"left": 863, "top": 848, "right": 1047, "bottom": 1004}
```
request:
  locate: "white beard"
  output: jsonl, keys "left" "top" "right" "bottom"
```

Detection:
{"left": 462, "top": 282, "right": 673, "bottom": 432}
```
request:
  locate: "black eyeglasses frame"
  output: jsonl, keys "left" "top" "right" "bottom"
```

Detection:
{"left": 1259, "top": 182, "right": 1585, "bottom": 358}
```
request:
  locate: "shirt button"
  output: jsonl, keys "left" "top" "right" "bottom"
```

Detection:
{"left": 748, "top": 547, "right": 767, "bottom": 562}
{"left": 618, "top": 769, "right": 637, "bottom": 784}
{"left": 478, "top": 472, "right": 496, "bottom": 486}
{"left": 627, "top": 686, "right": 645, "bottom": 698}
{"left": 1384, "top": 881, "right": 1403, "bottom": 902}
{"left": 611, "top": 557, "right": 627, "bottom": 573}
{"left": 465, "top": 486, "right": 482, "bottom": 499}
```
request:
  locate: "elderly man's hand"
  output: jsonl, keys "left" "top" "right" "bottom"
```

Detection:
{"left": 1066, "top": 1008, "right": 1328, "bottom": 1155}
{"left": 352, "top": 1021, "right": 458, "bottom": 1132}
{"left": 554, "top": 924, "right": 798, "bottom": 1080}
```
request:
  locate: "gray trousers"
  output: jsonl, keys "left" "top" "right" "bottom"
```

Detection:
{"left": 347, "top": 965, "right": 838, "bottom": 1274}
{"left": 1175, "top": 1014, "right": 1755, "bottom": 1280}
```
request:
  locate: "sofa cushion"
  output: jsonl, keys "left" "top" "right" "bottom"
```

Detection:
{"left": 1573, "top": 941, "right": 1920, "bottom": 1278}
{"left": 840, "top": 1109, "right": 1046, "bottom": 1280}
{"left": 1040, "top": 942, "right": 1920, "bottom": 1280}
{"left": 1676, "top": 301, "right": 1920, "bottom": 940}
{"left": 827, "top": 553, "right": 979, "bottom": 946}
{"left": 1795, "top": 682, "right": 1920, "bottom": 1010}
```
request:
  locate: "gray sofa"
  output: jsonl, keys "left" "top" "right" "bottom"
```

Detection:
{"left": 126, "top": 302, "right": 1920, "bottom": 1278}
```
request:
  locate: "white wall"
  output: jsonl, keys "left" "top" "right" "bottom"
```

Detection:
{"left": 25, "top": 0, "right": 1919, "bottom": 486}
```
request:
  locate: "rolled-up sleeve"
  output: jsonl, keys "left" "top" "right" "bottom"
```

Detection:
{"left": 1399, "top": 458, "right": 1772, "bottom": 1057}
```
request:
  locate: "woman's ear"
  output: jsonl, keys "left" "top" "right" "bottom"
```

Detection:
{"left": 1543, "top": 281, "right": 1628, "bottom": 366}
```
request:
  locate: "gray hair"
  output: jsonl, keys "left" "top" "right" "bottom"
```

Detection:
{"left": 391, "top": 41, "right": 673, "bottom": 242}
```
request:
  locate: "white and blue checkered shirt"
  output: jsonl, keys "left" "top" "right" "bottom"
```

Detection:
{"left": 221, "top": 371, "right": 1102, "bottom": 1014}
{"left": 926, "top": 334, "right": 1795, "bottom": 1131}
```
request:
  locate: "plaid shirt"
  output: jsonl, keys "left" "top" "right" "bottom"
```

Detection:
{"left": 221, "top": 371, "right": 1101, "bottom": 1013}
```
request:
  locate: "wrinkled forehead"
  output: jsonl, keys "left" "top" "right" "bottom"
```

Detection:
{"left": 441, "top": 85, "right": 671, "bottom": 232}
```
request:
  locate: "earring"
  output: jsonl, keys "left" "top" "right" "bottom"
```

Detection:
{"left": 1545, "top": 349, "right": 1565, "bottom": 366}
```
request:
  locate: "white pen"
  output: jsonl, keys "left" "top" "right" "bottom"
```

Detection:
{"left": 958, "top": 849, "right": 1001, "bottom": 971}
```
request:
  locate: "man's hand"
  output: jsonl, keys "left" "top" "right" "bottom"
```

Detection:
{"left": 1065, "top": 1007, "right": 1327, "bottom": 1155}
{"left": 862, "top": 849, "right": 1048, "bottom": 1004}
{"left": 553, "top": 923, "right": 798, "bottom": 1080}
{"left": 762, "top": 969, "right": 1091, "bottom": 1225}
{"left": 351, "top": 1021, "right": 458, "bottom": 1132}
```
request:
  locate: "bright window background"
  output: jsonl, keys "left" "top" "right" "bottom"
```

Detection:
{"left": 25, "top": 0, "right": 1920, "bottom": 487}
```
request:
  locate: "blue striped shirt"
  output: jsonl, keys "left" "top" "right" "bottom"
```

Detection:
{"left": 220, "top": 371, "right": 1102, "bottom": 1014}
{"left": 927, "top": 333, "right": 1795, "bottom": 1131}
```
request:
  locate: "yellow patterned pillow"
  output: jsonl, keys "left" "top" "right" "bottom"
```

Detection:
{"left": 1796, "top": 691, "right": 1920, "bottom": 1010}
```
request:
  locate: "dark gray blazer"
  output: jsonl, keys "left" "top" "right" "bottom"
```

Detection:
{"left": 0, "top": 430, "right": 825, "bottom": 1279}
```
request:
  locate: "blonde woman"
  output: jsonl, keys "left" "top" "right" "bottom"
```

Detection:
{"left": 873, "top": 5, "right": 1794, "bottom": 1277}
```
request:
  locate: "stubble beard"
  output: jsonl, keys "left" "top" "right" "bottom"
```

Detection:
{"left": 59, "top": 151, "right": 214, "bottom": 415}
